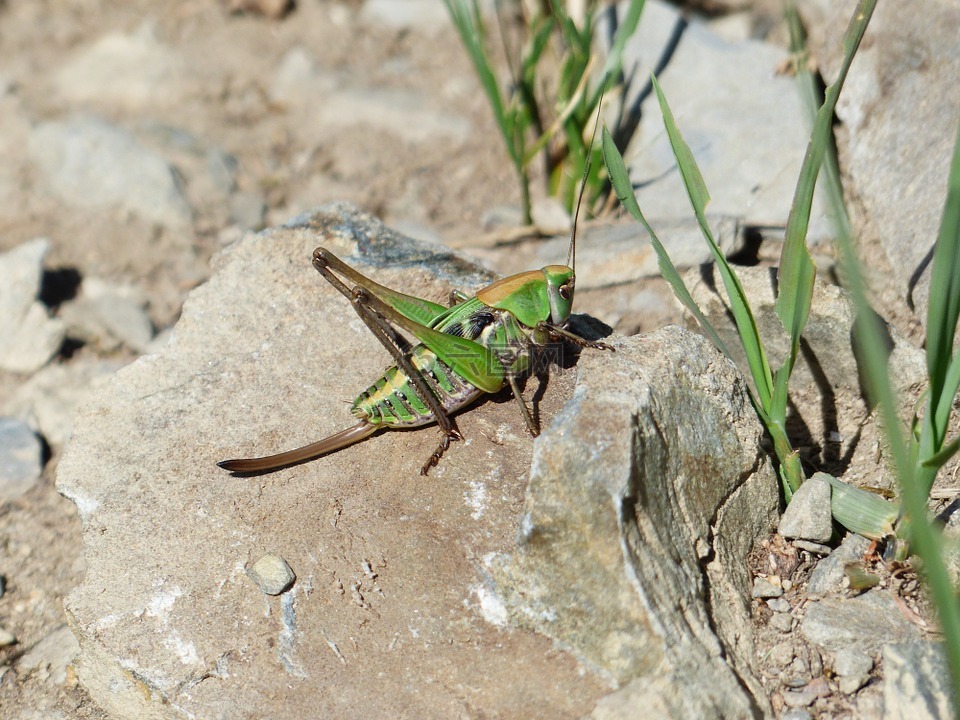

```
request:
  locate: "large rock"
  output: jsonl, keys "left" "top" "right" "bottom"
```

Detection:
{"left": 803, "top": 0, "right": 960, "bottom": 318}
{"left": 58, "top": 203, "right": 777, "bottom": 718}
{"left": 615, "top": 0, "right": 830, "bottom": 242}
{"left": 491, "top": 326, "right": 778, "bottom": 718}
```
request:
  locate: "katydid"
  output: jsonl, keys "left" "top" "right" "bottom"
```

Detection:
{"left": 218, "top": 205, "right": 612, "bottom": 476}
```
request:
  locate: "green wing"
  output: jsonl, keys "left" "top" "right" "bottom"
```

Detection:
{"left": 359, "top": 291, "right": 505, "bottom": 394}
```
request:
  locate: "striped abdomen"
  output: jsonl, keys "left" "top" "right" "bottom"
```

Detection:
{"left": 351, "top": 346, "right": 484, "bottom": 428}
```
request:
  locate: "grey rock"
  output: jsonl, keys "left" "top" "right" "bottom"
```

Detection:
{"left": 29, "top": 117, "right": 192, "bottom": 228}
{"left": 753, "top": 577, "right": 783, "bottom": 598}
{"left": 834, "top": 647, "right": 874, "bottom": 678}
{"left": 779, "top": 474, "right": 833, "bottom": 542}
{"left": 808, "top": 2, "right": 960, "bottom": 318}
{"left": 136, "top": 124, "right": 239, "bottom": 230}
{"left": 0, "top": 417, "right": 43, "bottom": 504}
{"left": 0, "top": 627, "right": 16, "bottom": 646}
{"left": 0, "top": 239, "right": 65, "bottom": 373}
{"left": 781, "top": 710, "right": 813, "bottom": 720}
{"left": 768, "top": 641, "right": 795, "bottom": 669}
{"left": 770, "top": 612, "right": 795, "bottom": 633}
{"left": 59, "top": 279, "right": 153, "bottom": 353}
{"left": 688, "top": 265, "right": 926, "bottom": 405}
{"left": 53, "top": 25, "right": 195, "bottom": 109}
{"left": 800, "top": 590, "right": 922, "bottom": 655}
{"left": 17, "top": 625, "right": 80, "bottom": 687}
{"left": 883, "top": 642, "right": 951, "bottom": 720}
{"left": 3, "top": 359, "right": 123, "bottom": 449}
{"left": 767, "top": 598, "right": 791, "bottom": 613}
{"left": 807, "top": 533, "right": 871, "bottom": 597}
{"left": 491, "top": 326, "right": 778, "bottom": 715}
{"left": 782, "top": 657, "right": 811, "bottom": 687}
{"left": 687, "top": 264, "right": 927, "bottom": 488}
{"left": 247, "top": 555, "right": 296, "bottom": 596}
{"left": 839, "top": 673, "right": 869, "bottom": 695}
{"left": 617, "top": 0, "right": 830, "bottom": 241}
{"left": 782, "top": 686, "right": 818, "bottom": 708}
{"left": 793, "top": 540, "right": 832, "bottom": 555}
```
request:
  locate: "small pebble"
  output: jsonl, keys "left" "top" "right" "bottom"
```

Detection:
{"left": 0, "top": 628, "right": 17, "bottom": 647}
{"left": 247, "top": 554, "right": 296, "bottom": 595}
{"left": 794, "top": 540, "right": 832, "bottom": 555}
{"left": 752, "top": 577, "right": 783, "bottom": 598}
{"left": 833, "top": 648, "right": 873, "bottom": 677}
{"left": 839, "top": 673, "right": 868, "bottom": 694}
{"left": 770, "top": 612, "right": 794, "bottom": 633}
{"left": 781, "top": 686, "right": 817, "bottom": 708}
{"left": 767, "top": 597, "right": 791, "bottom": 613}
{"left": 781, "top": 676, "right": 830, "bottom": 706}
{"left": 783, "top": 656, "right": 812, "bottom": 687}
{"left": 807, "top": 533, "right": 872, "bottom": 596}
{"left": 808, "top": 648, "right": 823, "bottom": 678}
{"left": 779, "top": 474, "right": 833, "bottom": 542}
{"left": 780, "top": 710, "right": 812, "bottom": 720}
{"left": 768, "top": 641, "right": 795, "bottom": 668}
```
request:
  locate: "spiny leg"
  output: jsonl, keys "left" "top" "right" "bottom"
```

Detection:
{"left": 537, "top": 321, "right": 615, "bottom": 352}
{"left": 507, "top": 374, "right": 539, "bottom": 437}
{"left": 314, "top": 250, "right": 412, "bottom": 353}
{"left": 348, "top": 287, "right": 462, "bottom": 475}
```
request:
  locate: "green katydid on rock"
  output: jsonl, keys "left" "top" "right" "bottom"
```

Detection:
{"left": 219, "top": 165, "right": 612, "bottom": 476}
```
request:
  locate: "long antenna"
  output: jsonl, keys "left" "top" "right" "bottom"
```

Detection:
{"left": 567, "top": 88, "right": 607, "bottom": 271}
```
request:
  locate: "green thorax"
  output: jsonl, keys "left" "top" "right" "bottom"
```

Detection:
{"left": 475, "top": 266, "right": 575, "bottom": 329}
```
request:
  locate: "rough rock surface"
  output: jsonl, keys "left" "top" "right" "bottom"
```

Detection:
{"left": 58, "top": 204, "right": 778, "bottom": 719}
{"left": 492, "top": 326, "right": 778, "bottom": 718}
{"left": 619, "top": 0, "right": 831, "bottom": 243}
{"left": 805, "top": 0, "right": 960, "bottom": 319}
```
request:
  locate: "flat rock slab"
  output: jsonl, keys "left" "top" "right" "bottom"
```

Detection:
{"left": 57, "top": 203, "right": 607, "bottom": 719}
{"left": 58, "top": 203, "right": 777, "bottom": 719}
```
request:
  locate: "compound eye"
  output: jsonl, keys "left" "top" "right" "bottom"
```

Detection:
{"left": 558, "top": 282, "right": 572, "bottom": 301}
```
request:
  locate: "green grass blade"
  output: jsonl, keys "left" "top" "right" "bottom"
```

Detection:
{"left": 775, "top": 0, "right": 871, "bottom": 394}
{"left": 602, "top": 127, "right": 733, "bottom": 363}
{"left": 828, "top": 4, "right": 960, "bottom": 711}
{"left": 443, "top": 0, "right": 520, "bottom": 167}
{"left": 652, "top": 74, "right": 774, "bottom": 408}
{"left": 926, "top": 112, "right": 960, "bottom": 447}
{"left": 588, "top": 0, "right": 646, "bottom": 110}
{"left": 922, "top": 435, "right": 960, "bottom": 471}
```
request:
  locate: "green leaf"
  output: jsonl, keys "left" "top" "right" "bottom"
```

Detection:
{"left": 652, "top": 75, "right": 774, "bottom": 408}
{"left": 926, "top": 109, "right": 960, "bottom": 446}
{"left": 820, "top": 473, "right": 899, "bottom": 541}
{"left": 602, "top": 127, "right": 734, "bottom": 369}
